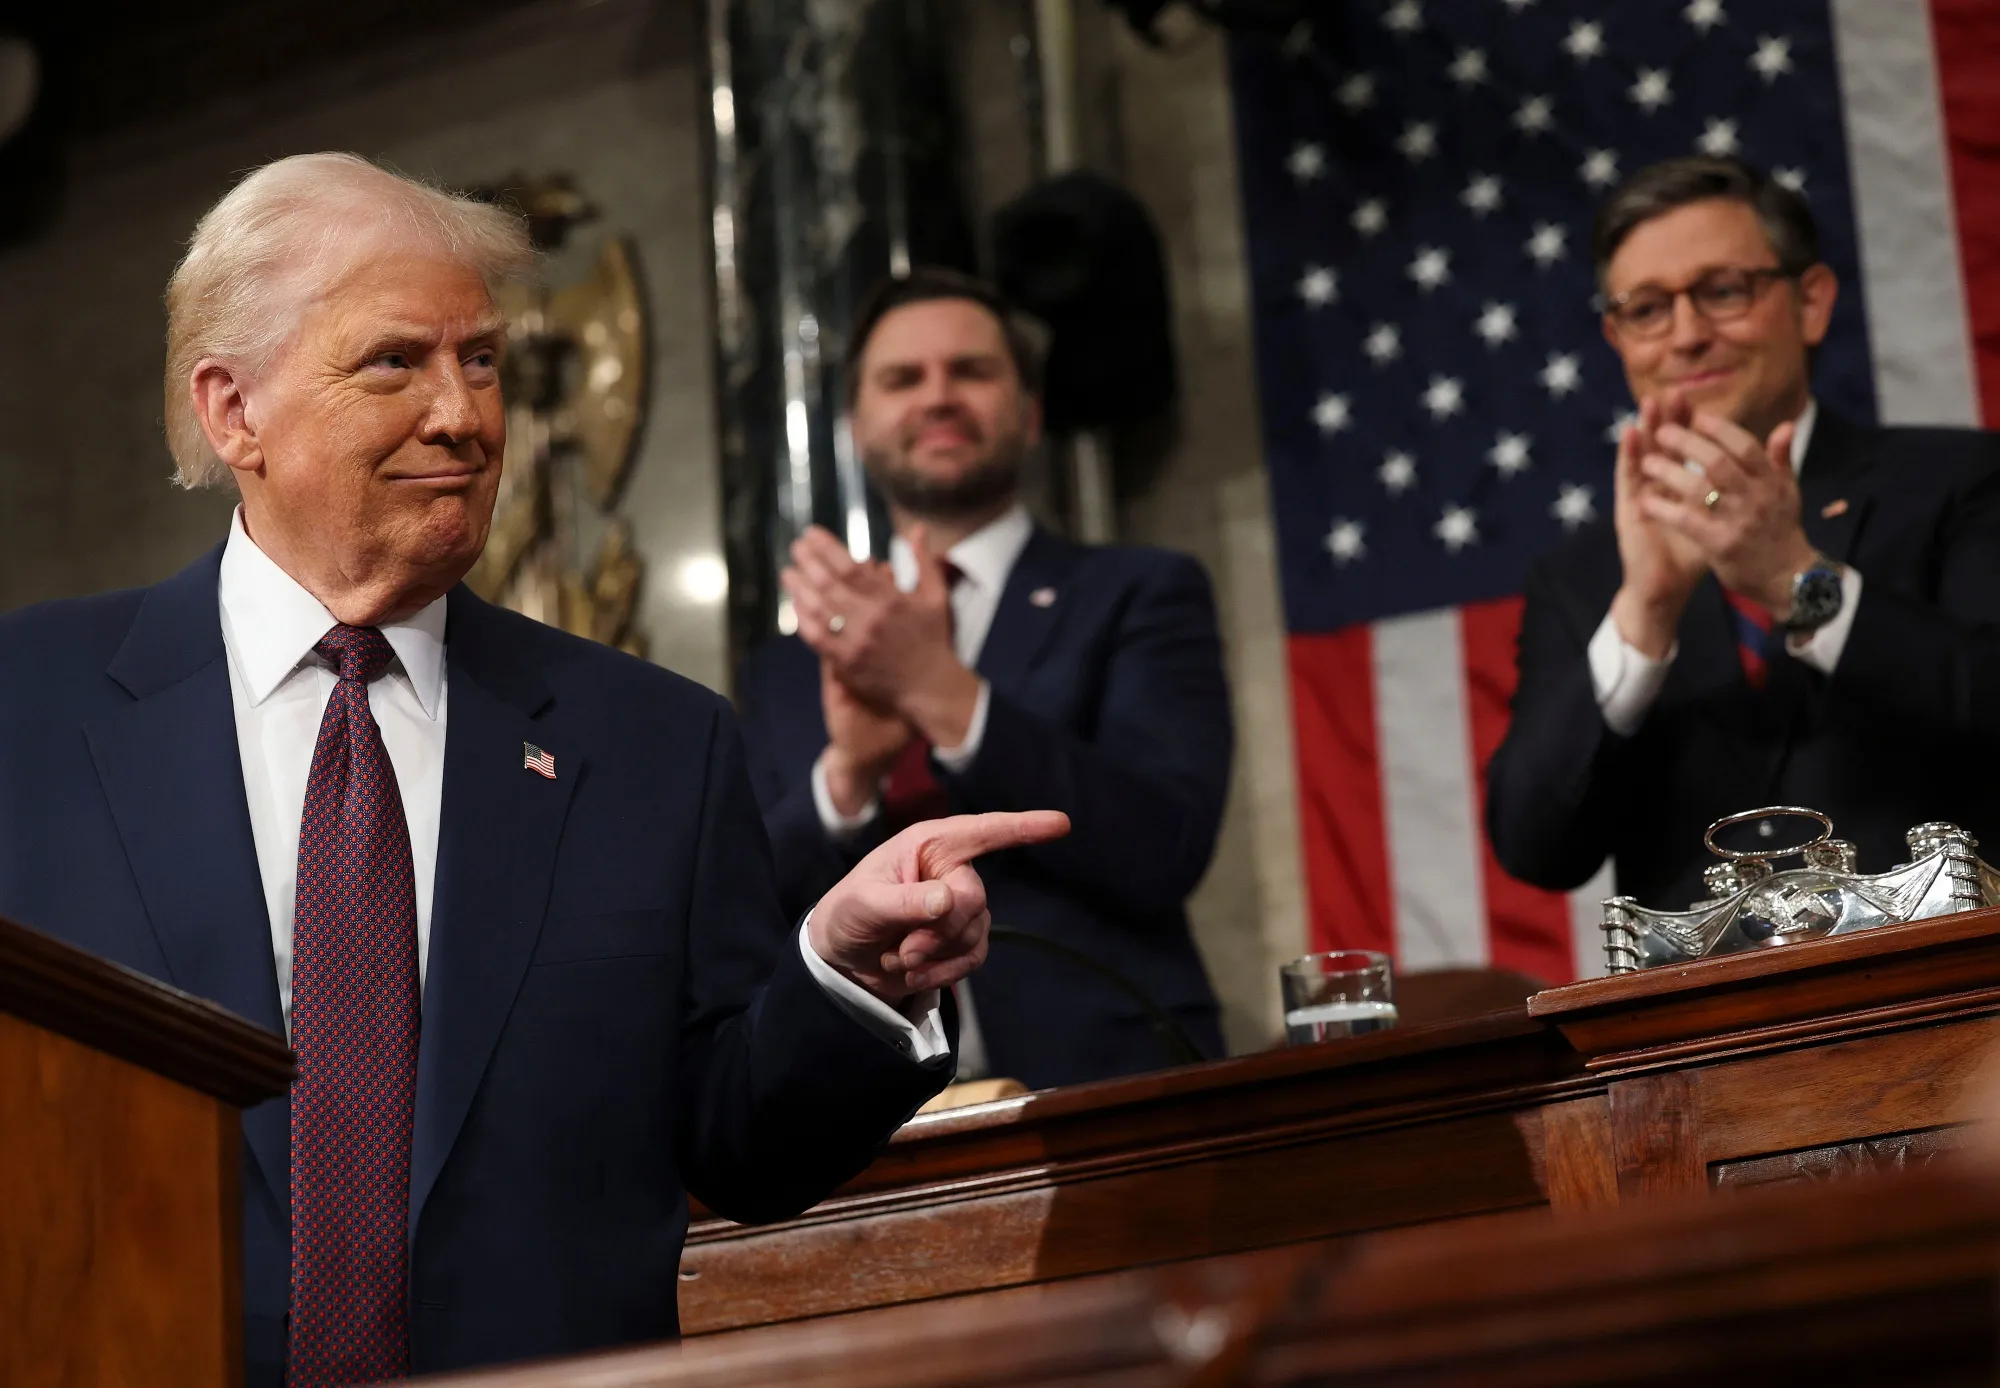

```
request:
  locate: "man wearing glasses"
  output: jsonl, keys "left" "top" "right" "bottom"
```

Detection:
{"left": 1487, "top": 155, "right": 2000, "bottom": 916}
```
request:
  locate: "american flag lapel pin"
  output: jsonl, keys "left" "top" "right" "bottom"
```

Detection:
{"left": 523, "top": 742, "right": 556, "bottom": 779}
{"left": 1029, "top": 587, "right": 1058, "bottom": 608}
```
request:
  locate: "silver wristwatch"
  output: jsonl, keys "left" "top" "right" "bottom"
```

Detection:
{"left": 1783, "top": 557, "right": 1845, "bottom": 634}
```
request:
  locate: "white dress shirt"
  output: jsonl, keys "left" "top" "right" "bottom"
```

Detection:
{"left": 218, "top": 508, "right": 946, "bottom": 1064}
{"left": 220, "top": 508, "right": 448, "bottom": 1036}
{"left": 804, "top": 503, "right": 1036, "bottom": 1079}
{"left": 1591, "top": 400, "right": 1866, "bottom": 735}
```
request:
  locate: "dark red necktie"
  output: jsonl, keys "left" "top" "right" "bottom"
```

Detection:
{"left": 882, "top": 563, "right": 963, "bottom": 834}
{"left": 288, "top": 625, "right": 420, "bottom": 1387}
{"left": 1724, "top": 590, "right": 1776, "bottom": 690}
{"left": 882, "top": 736, "right": 951, "bottom": 833}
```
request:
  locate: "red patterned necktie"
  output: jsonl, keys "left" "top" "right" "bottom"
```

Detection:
{"left": 1723, "top": 590, "right": 1776, "bottom": 690}
{"left": 882, "top": 563, "right": 963, "bottom": 834}
{"left": 288, "top": 624, "right": 419, "bottom": 1387}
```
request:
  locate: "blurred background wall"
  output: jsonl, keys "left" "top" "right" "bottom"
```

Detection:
{"left": 0, "top": 0, "right": 1303, "bottom": 1052}
{"left": 0, "top": 0, "right": 732, "bottom": 690}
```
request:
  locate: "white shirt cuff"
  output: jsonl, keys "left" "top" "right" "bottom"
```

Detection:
{"left": 811, "top": 752, "right": 881, "bottom": 841}
{"left": 1588, "top": 611, "right": 1676, "bottom": 737}
{"left": 797, "top": 919, "right": 951, "bottom": 1064}
{"left": 929, "top": 679, "right": 990, "bottom": 774}
{"left": 1784, "top": 566, "right": 1864, "bottom": 675}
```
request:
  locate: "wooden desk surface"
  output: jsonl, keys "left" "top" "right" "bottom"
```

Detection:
{"left": 679, "top": 908, "right": 2000, "bottom": 1334}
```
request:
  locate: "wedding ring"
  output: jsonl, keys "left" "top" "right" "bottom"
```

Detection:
{"left": 1702, "top": 488, "right": 1722, "bottom": 510}
{"left": 828, "top": 613, "right": 847, "bottom": 634}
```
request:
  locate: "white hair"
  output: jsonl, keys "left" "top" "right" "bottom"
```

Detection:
{"left": 163, "top": 152, "right": 538, "bottom": 488}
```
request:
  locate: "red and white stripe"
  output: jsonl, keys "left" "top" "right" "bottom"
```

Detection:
{"left": 1288, "top": 0, "right": 2000, "bottom": 983}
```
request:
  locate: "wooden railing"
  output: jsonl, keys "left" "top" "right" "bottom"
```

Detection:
{"left": 677, "top": 907, "right": 2000, "bottom": 1333}
{"left": 422, "top": 1164, "right": 2000, "bottom": 1385}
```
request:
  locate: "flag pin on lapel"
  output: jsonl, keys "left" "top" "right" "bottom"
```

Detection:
{"left": 523, "top": 742, "right": 556, "bottom": 779}
{"left": 1030, "top": 587, "right": 1057, "bottom": 608}
{"left": 1821, "top": 498, "right": 1849, "bottom": 519}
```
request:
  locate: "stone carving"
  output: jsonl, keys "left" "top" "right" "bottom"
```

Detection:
{"left": 1711, "top": 1125, "right": 1968, "bottom": 1192}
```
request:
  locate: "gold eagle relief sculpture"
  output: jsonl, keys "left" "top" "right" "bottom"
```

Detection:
{"left": 465, "top": 175, "right": 649, "bottom": 657}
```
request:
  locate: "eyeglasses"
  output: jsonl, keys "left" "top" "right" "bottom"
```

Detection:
{"left": 1599, "top": 266, "right": 1798, "bottom": 339}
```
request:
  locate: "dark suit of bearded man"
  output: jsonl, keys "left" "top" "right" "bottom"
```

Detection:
{"left": 735, "top": 268, "right": 1231, "bottom": 1093}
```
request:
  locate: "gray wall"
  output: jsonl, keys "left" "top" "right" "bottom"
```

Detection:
{"left": 0, "top": 0, "right": 730, "bottom": 692}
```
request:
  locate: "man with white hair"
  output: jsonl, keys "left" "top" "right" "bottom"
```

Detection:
{"left": 0, "top": 152, "right": 1065, "bottom": 1386}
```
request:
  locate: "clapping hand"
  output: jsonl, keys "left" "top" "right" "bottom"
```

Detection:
{"left": 1636, "top": 404, "right": 1816, "bottom": 616}
{"left": 782, "top": 524, "right": 981, "bottom": 747}
{"left": 818, "top": 659, "right": 912, "bottom": 818}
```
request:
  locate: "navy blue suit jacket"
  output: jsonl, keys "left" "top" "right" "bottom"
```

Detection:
{"left": 0, "top": 546, "right": 950, "bottom": 1384}
{"left": 1489, "top": 409, "right": 2000, "bottom": 912}
{"left": 738, "top": 527, "right": 1231, "bottom": 1090}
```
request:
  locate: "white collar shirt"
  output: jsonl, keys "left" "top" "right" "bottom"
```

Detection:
{"left": 888, "top": 503, "right": 1035, "bottom": 667}
{"left": 217, "top": 507, "right": 448, "bottom": 1036}
{"left": 1790, "top": 398, "right": 1818, "bottom": 474}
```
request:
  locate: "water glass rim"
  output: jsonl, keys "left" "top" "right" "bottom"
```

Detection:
{"left": 1281, "top": 948, "right": 1391, "bottom": 975}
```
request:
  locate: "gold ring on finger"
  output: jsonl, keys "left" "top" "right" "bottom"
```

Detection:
{"left": 1702, "top": 488, "right": 1722, "bottom": 511}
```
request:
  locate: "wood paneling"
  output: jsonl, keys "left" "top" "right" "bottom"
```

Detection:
{"left": 1688, "top": 1014, "right": 1999, "bottom": 1164}
{"left": 0, "top": 912, "right": 289, "bottom": 1387}
{"left": 682, "top": 1109, "right": 1552, "bottom": 1328}
{"left": 0, "top": 1013, "right": 242, "bottom": 1388}
{"left": 1609, "top": 1071, "right": 1704, "bottom": 1199}
{"left": 1531, "top": 1096, "right": 1619, "bottom": 1211}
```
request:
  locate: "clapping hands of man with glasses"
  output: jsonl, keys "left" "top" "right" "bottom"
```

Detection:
{"left": 1599, "top": 228, "right": 1839, "bottom": 664}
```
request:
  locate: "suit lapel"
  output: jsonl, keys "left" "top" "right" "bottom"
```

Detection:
{"left": 1796, "top": 408, "right": 1873, "bottom": 566}
{"left": 976, "top": 528, "right": 1080, "bottom": 693}
{"left": 84, "top": 546, "right": 291, "bottom": 1210}
{"left": 1753, "top": 409, "right": 1876, "bottom": 783}
{"left": 411, "top": 588, "right": 576, "bottom": 1234}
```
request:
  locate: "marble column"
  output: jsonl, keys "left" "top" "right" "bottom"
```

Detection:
{"left": 706, "top": 0, "right": 975, "bottom": 667}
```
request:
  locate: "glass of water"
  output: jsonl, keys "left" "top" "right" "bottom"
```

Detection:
{"left": 1281, "top": 950, "right": 1397, "bottom": 1044}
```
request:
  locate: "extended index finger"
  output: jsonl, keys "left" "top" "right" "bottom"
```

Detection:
{"left": 910, "top": 810, "right": 1071, "bottom": 873}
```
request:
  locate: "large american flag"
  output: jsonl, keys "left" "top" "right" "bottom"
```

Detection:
{"left": 1230, "top": 0, "right": 2000, "bottom": 983}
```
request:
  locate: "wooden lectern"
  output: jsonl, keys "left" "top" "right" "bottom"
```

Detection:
{"left": 0, "top": 913, "right": 292, "bottom": 1388}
